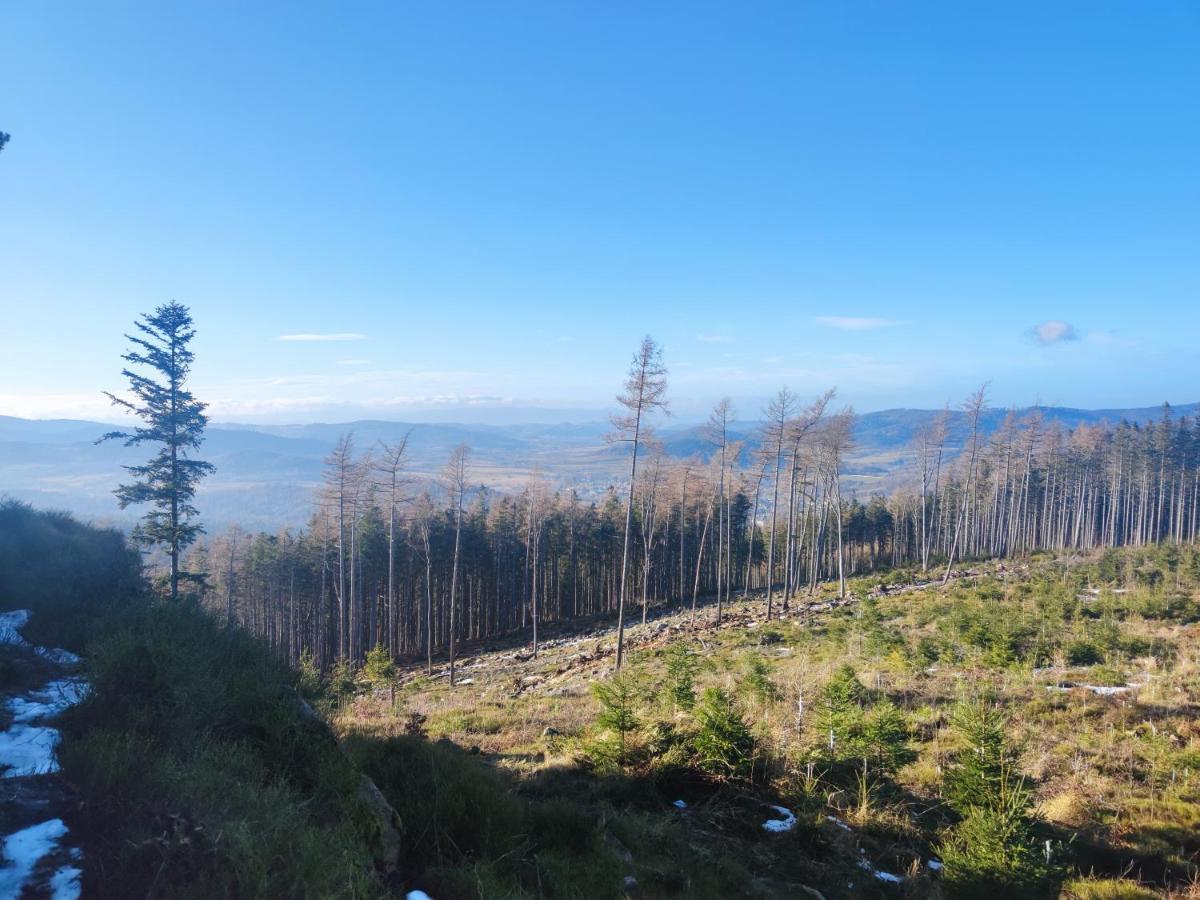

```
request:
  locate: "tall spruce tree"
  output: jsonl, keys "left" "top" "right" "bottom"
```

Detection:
{"left": 100, "top": 301, "right": 215, "bottom": 600}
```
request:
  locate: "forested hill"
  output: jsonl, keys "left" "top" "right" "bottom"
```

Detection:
{"left": 1, "top": 400, "right": 1195, "bottom": 530}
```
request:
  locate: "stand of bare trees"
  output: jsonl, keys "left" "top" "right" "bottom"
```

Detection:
{"left": 190, "top": 370, "right": 1200, "bottom": 673}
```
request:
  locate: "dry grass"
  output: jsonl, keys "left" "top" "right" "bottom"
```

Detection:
{"left": 332, "top": 548, "right": 1200, "bottom": 897}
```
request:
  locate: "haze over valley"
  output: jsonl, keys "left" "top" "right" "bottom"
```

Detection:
{"left": 2, "top": 401, "right": 1195, "bottom": 529}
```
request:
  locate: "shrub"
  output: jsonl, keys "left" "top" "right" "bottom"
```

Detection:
{"left": 296, "top": 647, "right": 321, "bottom": 698}
{"left": 0, "top": 500, "right": 142, "bottom": 649}
{"left": 589, "top": 667, "right": 646, "bottom": 768}
{"left": 362, "top": 642, "right": 395, "bottom": 686}
{"left": 328, "top": 658, "right": 357, "bottom": 700}
{"left": 943, "top": 700, "right": 1010, "bottom": 814}
{"left": 938, "top": 700, "right": 1057, "bottom": 897}
{"left": 662, "top": 641, "right": 697, "bottom": 712}
{"left": 938, "top": 799, "right": 1048, "bottom": 899}
{"left": 814, "top": 664, "right": 867, "bottom": 759}
{"left": 860, "top": 701, "right": 913, "bottom": 775}
{"left": 741, "top": 653, "right": 780, "bottom": 704}
{"left": 1066, "top": 639, "right": 1104, "bottom": 666}
{"left": 692, "top": 687, "right": 754, "bottom": 777}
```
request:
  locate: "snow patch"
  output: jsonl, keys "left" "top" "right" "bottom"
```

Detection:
{"left": 673, "top": 799, "right": 687, "bottom": 809}
{"left": 1045, "top": 683, "right": 1136, "bottom": 696}
{"left": 0, "top": 818, "right": 69, "bottom": 896}
{"left": 762, "top": 805, "right": 797, "bottom": 833}
{"left": 37, "top": 648, "right": 81, "bottom": 666}
{"left": 49, "top": 864, "right": 82, "bottom": 900}
{"left": 825, "top": 815, "right": 851, "bottom": 832}
{"left": 0, "top": 609, "right": 32, "bottom": 646}
{"left": 858, "top": 858, "right": 904, "bottom": 884}
{"left": 0, "top": 724, "right": 61, "bottom": 776}
{"left": 8, "top": 678, "right": 89, "bottom": 723}
{"left": 927, "top": 859, "right": 943, "bottom": 872}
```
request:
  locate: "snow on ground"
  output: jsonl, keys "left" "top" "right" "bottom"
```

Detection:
{"left": 1046, "top": 682, "right": 1137, "bottom": 696}
{"left": 37, "top": 648, "right": 82, "bottom": 666}
{"left": 0, "top": 724, "right": 61, "bottom": 777}
{"left": 857, "top": 858, "right": 904, "bottom": 884}
{"left": 762, "top": 805, "right": 797, "bottom": 833}
{"left": 8, "top": 678, "right": 89, "bottom": 724}
{"left": 0, "top": 609, "right": 32, "bottom": 646}
{"left": 49, "top": 864, "right": 83, "bottom": 900}
{"left": 0, "top": 609, "right": 87, "bottom": 895}
{"left": 0, "top": 819, "right": 77, "bottom": 898}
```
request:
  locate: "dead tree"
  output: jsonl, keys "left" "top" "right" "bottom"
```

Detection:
{"left": 443, "top": 443, "right": 470, "bottom": 685}
{"left": 609, "top": 336, "right": 668, "bottom": 670}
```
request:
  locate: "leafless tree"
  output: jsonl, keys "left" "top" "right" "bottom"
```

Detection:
{"left": 819, "top": 407, "right": 855, "bottom": 597}
{"left": 322, "top": 432, "right": 355, "bottom": 660}
{"left": 637, "top": 449, "right": 665, "bottom": 625}
{"left": 782, "top": 390, "right": 835, "bottom": 607}
{"left": 609, "top": 336, "right": 668, "bottom": 670}
{"left": 942, "top": 384, "right": 989, "bottom": 584}
{"left": 409, "top": 492, "right": 437, "bottom": 674}
{"left": 523, "top": 477, "right": 553, "bottom": 657}
{"left": 442, "top": 443, "right": 470, "bottom": 684}
{"left": 760, "top": 387, "right": 797, "bottom": 620}
{"left": 914, "top": 408, "right": 949, "bottom": 572}
{"left": 704, "top": 398, "right": 734, "bottom": 622}
{"left": 375, "top": 432, "right": 411, "bottom": 657}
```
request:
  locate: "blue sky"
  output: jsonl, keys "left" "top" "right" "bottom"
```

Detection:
{"left": 2, "top": 2, "right": 1197, "bottom": 424}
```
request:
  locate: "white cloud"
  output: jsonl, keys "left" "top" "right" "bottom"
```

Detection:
{"left": 696, "top": 333, "right": 734, "bottom": 343}
{"left": 276, "top": 333, "right": 367, "bottom": 342}
{"left": 813, "top": 316, "right": 895, "bottom": 331}
{"left": 0, "top": 392, "right": 122, "bottom": 421}
{"left": 207, "top": 393, "right": 514, "bottom": 418}
{"left": 1032, "top": 320, "right": 1078, "bottom": 345}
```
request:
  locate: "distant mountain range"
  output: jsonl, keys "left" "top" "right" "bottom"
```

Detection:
{"left": 1, "top": 401, "right": 1195, "bottom": 531}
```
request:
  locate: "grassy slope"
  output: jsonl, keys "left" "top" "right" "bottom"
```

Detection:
{"left": 1, "top": 501, "right": 386, "bottom": 898}
{"left": 6, "top": 500, "right": 1198, "bottom": 899}
{"left": 334, "top": 548, "right": 1200, "bottom": 899}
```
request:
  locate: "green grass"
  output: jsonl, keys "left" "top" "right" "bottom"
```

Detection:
{"left": 60, "top": 601, "right": 383, "bottom": 898}
{"left": 345, "top": 733, "right": 625, "bottom": 898}
{"left": 9, "top": 502, "right": 1200, "bottom": 899}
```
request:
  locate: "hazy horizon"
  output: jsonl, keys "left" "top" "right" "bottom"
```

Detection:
{"left": 4, "top": 394, "right": 1200, "bottom": 431}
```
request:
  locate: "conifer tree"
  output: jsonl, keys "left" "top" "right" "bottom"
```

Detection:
{"left": 100, "top": 301, "right": 215, "bottom": 600}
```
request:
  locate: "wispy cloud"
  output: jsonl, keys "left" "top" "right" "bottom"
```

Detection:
{"left": 1031, "top": 320, "right": 1078, "bottom": 345}
{"left": 813, "top": 316, "right": 895, "bottom": 331}
{"left": 277, "top": 332, "right": 367, "bottom": 342}
{"left": 696, "top": 333, "right": 734, "bottom": 343}
{"left": 208, "top": 393, "right": 514, "bottom": 418}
